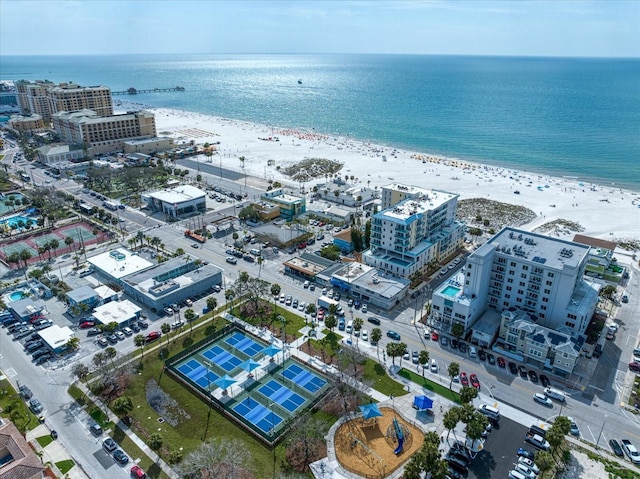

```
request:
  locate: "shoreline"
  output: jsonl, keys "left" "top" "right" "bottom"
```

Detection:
{"left": 117, "top": 100, "right": 640, "bottom": 242}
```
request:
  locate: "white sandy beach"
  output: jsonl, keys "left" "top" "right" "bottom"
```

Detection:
{"left": 119, "top": 101, "right": 640, "bottom": 243}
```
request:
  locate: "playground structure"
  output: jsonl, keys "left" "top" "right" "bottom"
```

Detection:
{"left": 333, "top": 406, "right": 423, "bottom": 479}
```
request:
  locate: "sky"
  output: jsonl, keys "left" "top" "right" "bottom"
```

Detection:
{"left": 1, "top": 0, "right": 639, "bottom": 57}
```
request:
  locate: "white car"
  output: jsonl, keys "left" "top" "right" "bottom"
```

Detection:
{"left": 513, "top": 463, "right": 537, "bottom": 479}
{"left": 361, "top": 304, "right": 368, "bottom": 313}
{"left": 361, "top": 329, "right": 368, "bottom": 342}
{"left": 533, "top": 393, "right": 553, "bottom": 407}
{"left": 517, "top": 457, "right": 539, "bottom": 474}
{"left": 298, "top": 301, "right": 306, "bottom": 311}
{"left": 430, "top": 359, "right": 438, "bottom": 373}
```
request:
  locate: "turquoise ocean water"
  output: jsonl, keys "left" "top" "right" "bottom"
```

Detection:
{"left": 1, "top": 54, "right": 639, "bottom": 189}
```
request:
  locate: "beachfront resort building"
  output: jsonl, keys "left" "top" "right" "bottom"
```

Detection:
{"left": 16, "top": 80, "right": 113, "bottom": 122}
{"left": 6, "top": 114, "right": 46, "bottom": 134}
{"left": 52, "top": 109, "right": 156, "bottom": 157}
{"left": 363, "top": 184, "right": 464, "bottom": 278}
{"left": 430, "top": 226, "right": 600, "bottom": 340}
{"left": 142, "top": 185, "right": 206, "bottom": 218}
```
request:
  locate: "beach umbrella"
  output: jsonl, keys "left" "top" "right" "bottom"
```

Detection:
{"left": 359, "top": 403, "right": 383, "bottom": 420}
{"left": 413, "top": 395, "right": 433, "bottom": 411}
{"left": 214, "top": 374, "right": 237, "bottom": 390}
{"left": 240, "top": 358, "right": 261, "bottom": 373}
{"left": 262, "top": 344, "right": 281, "bottom": 357}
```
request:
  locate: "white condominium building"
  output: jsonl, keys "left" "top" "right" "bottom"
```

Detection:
{"left": 431, "top": 226, "right": 600, "bottom": 336}
{"left": 363, "top": 184, "right": 464, "bottom": 278}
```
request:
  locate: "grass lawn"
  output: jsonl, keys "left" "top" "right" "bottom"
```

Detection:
{"left": 0, "top": 379, "right": 40, "bottom": 433}
{"left": 55, "top": 459, "right": 75, "bottom": 474}
{"left": 397, "top": 368, "right": 460, "bottom": 403}
{"left": 68, "top": 384, "right": 115, "bottom": 430}
{"left": 362, "top": 359, "right": 406, "bottom": 397}
{"left": 36, "top": 435, "right": 53, "bottom": 448}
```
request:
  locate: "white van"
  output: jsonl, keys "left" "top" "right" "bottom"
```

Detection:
{"left": 346, "top": 320, "right": 353, "bottom": 334}
{"left": 543, "top": 387, "right": 566, "bottom": 402}
{"left": 478, "top": 404, "right": 500, "bottom": 422}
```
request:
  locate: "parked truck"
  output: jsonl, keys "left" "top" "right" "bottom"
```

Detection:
{"left": 317, "top": 295, "right": 339, "bottom": 311}
{"left": 184, "top": 229, "right": 206, "bottom": 243}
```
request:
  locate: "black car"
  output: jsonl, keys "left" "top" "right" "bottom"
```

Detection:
{"left": 138, "top": 320, "right": 149, "bottom": 329}
{"left": 32, "top": 349, "right": 49, "bottom": 359}
{"left": 451, "top": 338, "right": 459, "bottom": 349}
{"left": 113, "top": 449, "right": 129, "bottom": 465}
{"left": 103, "top": 437, "right": 118, "bottom": 453}
{"left": 25, "top": 341, "right": 43, "bottom": 352}
{"left": 29, "top": 398, "right": 43, "bottom": 414}
{"left": 445, "top": 453, "right": 468, "bottom": 473}
{"left": 487, "top": 353, "right": 495, "bottom": 365}
{"left": 233, "top": 250, "right": 244, "bottom": 258}
{"left": 90, "top": 423, "right": 103, "bottom": 436}
{"left": 448, "top": 448, "right": 471, "bottom": 465}
{"left": 528, "top": 370, "right": 539, "bottom": 383}
{"left": 540, "top": 374, "right": 551, "bottom": 387}
{"left": 519, "top": 365, "right": 528, "bottom": 379}
{"left": 367, "top": 317, "right": 381, "bottom": 325}
{"left": 478, "top": 349, "right": 487, "bottom": 361}
{"left": 130, "top": 323, "right": 140, "bottom": 333}
{"left": 18, "top": 382, "right": 32, "bottom": 400}
{"left": 35, "top": 354, "right": 52, "bottom": 365}
{"left": 609, "top": 439, "right": 624, "bottom": 457}
{"left": 446, "top": 466, "right": 463, "bottom": 479}
{"left": 508, "top": 361, "right": 518, "bottom": 374}
{"left": 517, "top": 448, "right": 536, "bottom": 460}
{"left": 458, "top": 342, "right": 467, "bottom": 354}
{"left": 450, "top": 442, "right": 472, "bottom": 462}
{"left": 243, "top": 254, "right": 255, "bottom": 263}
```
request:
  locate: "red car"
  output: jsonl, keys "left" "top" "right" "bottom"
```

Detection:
{"left": 460, "top": 372, "right": 469, "bottom": 386}
{"left": 431, "top": 331, "right": 439, "bottom": 341}
{"left": 470, "top": 373, "right": 480, "bottom": 389}
{"left": 629, "top": 362, "right": 640, "bottom": 373}
{"left": 497, "top": 356, "right": 506, "bottom": 368}
{"left": 130, "top": 465, "right": 147, "bottom": 478}
{"left": 79, "top": 321, "right": 95, "bottom": 329}
{"left": 145, "top": 331, "right": 161, "bottom": 343}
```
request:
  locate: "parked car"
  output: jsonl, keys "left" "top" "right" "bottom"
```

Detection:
{"left": 25, "top": 341, "right": 43, "bottom": 352}
{"left": 470, "top": 374, "right": 480, "bottom": 389}
{"left": 440, "top": 336, "right": 448, "bottom": 347}
{"left": 18, "top": 382, "right": 32, "bottom": 400}
{"left": 478, "top": 349, "right": 487, "bottom": 361}
{"left": 97, "top": 337, "right": 109, "bottom": 347}
{"left": 113, "top": 449, "right": 129, "bottom": 465}
{"left": 609, "top": 439, "right": 624, "bottom": 457}
{"left": 528, "top": 370, "right": 539, "bottom": 383}
{"left": 106, "top": 334, "right": 118, "bottom": 344}
{"left": 458, "top": 342, "right": 467, "bottom": 354}
{"left": 145, "top": 331, "right": 161, "bottom": 343}
{"left": 567, "top": 417, "right": 580, "bottom": 436}
{"left": 114, "top": 331, "right": 126, "bottom": 341}
{"left": 460, "top": 372, "right": 469, "bottom": 386}
{"left": 87, "top": 328, "right": 102, "bottom": 337}
{"left": 138, "top": 320, "right": 149, "bottom": 329}
{"left": 130, "top": 465, "right": 147, "bottom": 478}
{"left": 29, "top": 398, "right": 43, "bottom": 414}
{"left": 225, "top": 256, "right": 237, "bottom": 264}
{"left": 487, "top": 353, "right": 495, "bottom": 364}
{"left": 122, "top": 327, "right": 133, "bottom": 336}
{"left": 533, "top": 393, "right": 553, "bottom": 407}
{"left": 431, "top": 331, "right": 439, "bottom": 341}
{"left": 519, "top": 366, "right": 528, "bottom": 379}
{"left": 79, "top": 321, "right": 95, "bottom": 329}
{"left": 367, "top": 317, "right": 381, "bottom": 325}
{"left": 540, "top": 374, "right": 551, "bottom": 387}
{"left": 508, "top": 361, "right": 518, "bottom": 374}
{"left": 630, "top": 362, "right": 640, "bottom": 373}
{"left": 102, "top": 437, "right": 117, "bottom": 453}
{"left": 163, "top": 307, "right": 174, "bottom": 316}
{"left": 35, "top": 354, "right": 52, "bottom": 365}
{"left": 517, "top": 448, "right": 536, "bottom": 461}
{"left": 497, "top": 356, "right": 506, "bottom": 368}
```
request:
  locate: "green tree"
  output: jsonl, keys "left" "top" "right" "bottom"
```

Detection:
{"left": 66, "top": 337, "right": 80, "bottom": 351}
{"left": 64, "top": 236, "right": 75, "bottom": 252}
{"left": 324, "top": 314, "right": 337, "bottom": 331}
{"left": 134, "top": 334, "right": 145, "bottom": 361}
{"left": 451, "top": 322, "right": 465, "bottom": 339}
{"left": 353, "top": 317, "right": 363, "bottom": 335}
{"left": 534, "top": 451, "right": 555, "bottom": 477}
{"left": 418, "top": 350, "right": 429, "bottom": 377}
{"left": 270, "top": 283, "right": 281, "bottom": 297}
{"left": 443, "top": 407, "right": 459, "bottom": 440}
{"left": 546, "top": 427, "right": 566, "bottom": 458}
{"left": 206, "top": 296, "right": 217, "bottom": 312}
{"left": 184, "top": 308, "right": 196, "bottom": 322}
{"left": 370, "top": 328, "right": 382, "bottom": 355}
{"left": 553, "top": 416, "right": 571, "bottom": 436}
{"left": 161, "top": 323, "right": 171, "bottom": 347}
{"left": 149, "top": 432, "right": 163, "bottom": 454}
{"left": 112, "top": 396, "right": 133, "bottom": 422}
{"left": 447, "top": 362, "right": 460, "bottom": 389}
{"left": 459, "top": 386, "right": 478, "bottom": 404}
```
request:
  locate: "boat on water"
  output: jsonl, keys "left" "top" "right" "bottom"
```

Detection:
{"left": 297, "top": 79, "right": 302, "bottom": 85}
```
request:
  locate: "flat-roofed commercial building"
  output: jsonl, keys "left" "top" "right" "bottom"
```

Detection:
{"left": 122, "top": 255, "right": 222, "bottom": 312}
{"left": 364, "top": 186, "right": 464, "bottom": 278}
{"left": 36, "top": 143, "right": 85, "bottom": 166}
{"left": 261, "top": 189, "right": 305, "bottom": 220}
{"left": 92, "top": 300, "right": 142, "bottom": 328}
{"left": 143, "top": 185, "right": 206, "bottom": 218}
{"left": 52, "top": 109, "right": 156, "bottom": 157}
{"left": 124, "top": 137, "right": 175, "bottom": 155}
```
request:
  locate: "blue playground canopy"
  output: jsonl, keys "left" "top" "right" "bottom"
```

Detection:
{"left": 359, "top": 403, "right": 383, "bottom": 420}
{"left": 413, "top": 395, "right": 433, "bottom": 410}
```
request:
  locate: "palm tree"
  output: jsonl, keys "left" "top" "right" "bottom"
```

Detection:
{"left": 112, "top": 396, "right": 134, "bottom": 423}
{"left": 418, "top": 350, "right": 429, "bottom": 377}
{"left": 447, "top": 362, "right": 460, "bottom": 389}
{"left": 134, "top": 334, "right": 146, "bottom": 361}
{"left": 149, "top": 432, "right": 163, "bottom": 456}
{"left": 65, "top": 236, "right": 75, "bottom": 252}
{"left": 161, "top": 323, "right": 171, "bottom": 348}
{"left": 206, "top": 297, "right": 217, "bottom": 313}
{"left": 443, "top": 407, "right": 459, "bottom": 441}
{"left": 371, "top": 328, "right": 382, "bottom": 356}
{"left": 353, "top": 317, "right": 363, "bottom": 338}
{"left": 49, "top": 239, "right": 59, "bottom": 258}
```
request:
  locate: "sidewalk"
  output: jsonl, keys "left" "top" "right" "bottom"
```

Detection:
{"left": 26, "top": 424, "right": 90, "bottom": 479}
{"left": 74, "top": 381, "right": 179, "bottom": 479}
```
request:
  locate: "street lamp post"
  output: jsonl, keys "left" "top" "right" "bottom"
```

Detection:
{"left": 595, "top": 414, "right": 607, "bottom": 450}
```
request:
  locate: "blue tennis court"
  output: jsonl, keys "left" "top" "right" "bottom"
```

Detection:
{"left": 176, "top": 359, "right": 220, "bottom": 388}
{"left": 258, "top": 380, "right": 306, "bottom": 413}
{"left": 225, "top": 332, "right": 264, "bottom": 357}
{"left": 202, "top": 345, "right": 243, "bottom": 372}
{"left": 281, "top": 363, "right": 328, "bottom": 393}
{"left": 233, "top": 397, "right": 283, "bottom": 434}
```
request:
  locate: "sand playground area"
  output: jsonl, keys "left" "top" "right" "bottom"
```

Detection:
{"left": 333, "top": 407, "right": 423, "bottom": 478}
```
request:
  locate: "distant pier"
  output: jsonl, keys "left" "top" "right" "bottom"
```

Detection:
{"left": 112, "top": 86, "right": 185, "bottom": 95}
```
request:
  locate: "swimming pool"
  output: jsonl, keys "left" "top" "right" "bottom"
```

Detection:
{"left": 442, "top": 285, "right": 461, "bottom": 298}
{"left": 9, "top": 291, "right": 24, "bottom": 301}
{"left": 0, "top": 215, "right": 34, "bottom": 229}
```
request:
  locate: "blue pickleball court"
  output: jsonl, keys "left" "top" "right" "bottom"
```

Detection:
{"left": 233, "top": 397, "right": 284, "bottom": 434}
{"left": 257, "top": 379, "right": 306, "bottom": 413}
{"left": 176, "top": 358, "right": 220, "bottom": 388}
{"left": 225, "top": 331, "right": 264, "bottom": 357}
{"left": 281, "top": 363, "right": 327, "bottom": 393}
{"left": 201, "top": 345, "right": 243, "bottom": 372}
